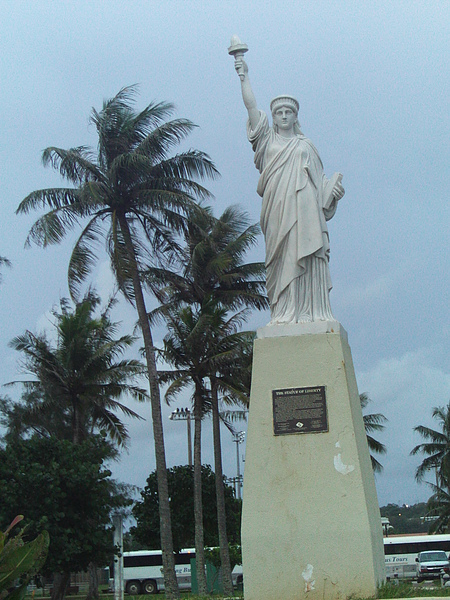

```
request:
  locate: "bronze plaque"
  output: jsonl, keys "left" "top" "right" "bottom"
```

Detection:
{"left": 272, "top": 386, "right": 328, "bottom": 435}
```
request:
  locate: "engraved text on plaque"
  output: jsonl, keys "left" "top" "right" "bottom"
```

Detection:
{"left": 272, "top": 386, "right": 328, "bottom": 435}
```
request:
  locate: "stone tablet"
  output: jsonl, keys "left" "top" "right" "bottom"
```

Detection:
{"left": 272, "top": 385, "right": 328, "bottom": 435}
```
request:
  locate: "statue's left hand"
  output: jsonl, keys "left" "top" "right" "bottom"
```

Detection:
{"left": 333, "top": 180, "right": 345, "bottom": 201}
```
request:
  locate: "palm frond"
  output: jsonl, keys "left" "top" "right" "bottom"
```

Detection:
{"left": 24, "top": 204, "right": 85, "bottom": 247}
{"left": 164, "top": 376, "right": 191, "bottom": 405}
{"left": 412, "top": 402, "right": 450, "bottom": 483}
{"left": 68, "top": 217, "right": 105, "bottom": 301}
{"left": 149, "top": 150, "right": 219, "bottom": 187}
{"left": 134, "top": 119, "right": 199, "bottom": 162}
{"left": 370, "top": 455, "right": 385, "bottom": 474}
{"left": 360, "top": 392, "right": 387, "bottom": 473}
{"left": 17, "top": 188, "right": 80, "bottom": 215}
{"left": 219, "top": 409, "right": 248, "bottom": 423}
{"left": 425, "top": 481, "right": 450, "bottom": 533}
{"left": 0, "top": 256, "right": 12, "bottom": 284}
{"left": 42, "top": 146, "right": 102, "bottom": 184}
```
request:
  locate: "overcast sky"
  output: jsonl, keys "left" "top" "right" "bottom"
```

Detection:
{"left": 1, "top": 1, "right": 449, "bottom": 511}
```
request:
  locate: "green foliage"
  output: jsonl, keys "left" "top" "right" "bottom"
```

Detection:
{"left": 131, "top": 465, "right": 241, "bottom": 552}
{"left": 380, "top": 503, "right": 429, "bottom": 534}
{"left": 424, "top": 480, "right": 450, "bottom": 533}
{"left": 146, "top": 203, "right": 266, "bottom": 596}
{"left": 204, "top": 545, "right": 241, "bottom": 570}
{"left": 144, "top": 203, "right": 267, "bottom": 315}
{"left": 17, "top": 86, "right": 218, "bottom": 303}
{"left": 411, "top": 402, "right": 450, "bottom": 484}
{"left": 0, "top": 437, "right": 130, "bottom": 576}
{"left": 360, "top": 392, "right": 387, "bottom": 473}
{"left": 378, "top": 581, "right": 450, "bottom": 598}
{"left": 157, "top": 302, "right": 254, "bottom": 412}
{"left": 18, "top": 84, "right": 220, "bottom": 599}
{"left": 2, "top": 292, "right": 145, "bottom": 447}
{"left": 0, "top": 516, "right": 49, "bottom": 600}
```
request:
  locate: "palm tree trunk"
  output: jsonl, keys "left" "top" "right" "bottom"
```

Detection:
{"left": 193, "top": 381, "right": 208, "bottom": 595}
{"left": 72, "top": 401, "right": 83, "bottom": 445}
{"left": 210, "top": 379, "right": 234, "bottom": 595}
{"left": 118, "top": 215, "right": 179, "bottom": 599}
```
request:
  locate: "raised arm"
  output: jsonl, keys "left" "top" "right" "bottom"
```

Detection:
{"left": 234, "top": 58, "right": 260, "bottom": 131}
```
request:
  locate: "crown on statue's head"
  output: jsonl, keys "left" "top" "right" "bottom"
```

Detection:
{"left": 270, "top": 95, "right": 299, "bottom": 115}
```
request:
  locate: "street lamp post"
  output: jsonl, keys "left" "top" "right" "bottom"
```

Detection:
{"left": 169, "top": 408, "right": 192, "bottom": 467}
{"left": 232, "top": 431, "right": 245, "bottom": 500}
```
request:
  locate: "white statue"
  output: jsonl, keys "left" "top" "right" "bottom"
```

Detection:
{"left": 229, "top": 37, "right": 345, "bottom": 325}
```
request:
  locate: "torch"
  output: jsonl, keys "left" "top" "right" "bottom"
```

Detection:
{"left": 228, "top": 35, "right": 248, "bottom": 80}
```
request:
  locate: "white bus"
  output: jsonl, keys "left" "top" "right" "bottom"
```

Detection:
{"left": 117, "top": 538, "right": 450, "bottom": 590}
{"left": 115, "top": 549, "right": 243, "bottom": 594}
{"left": 384, "top": 534, "right": 450, "bottom": 580}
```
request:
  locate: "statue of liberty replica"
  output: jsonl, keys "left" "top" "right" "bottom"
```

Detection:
{"left": 228, "top": 36, "right": 385, "bottom": 600}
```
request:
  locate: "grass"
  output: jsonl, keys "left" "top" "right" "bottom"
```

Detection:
{"left": 30, "top": 582, "right": 450, "bottom": 600}
{"left": 378, "top": 582, "right": 450, "bottom": 598}
{"left": 27, "top": 588, "right": 450, "bottom": 600}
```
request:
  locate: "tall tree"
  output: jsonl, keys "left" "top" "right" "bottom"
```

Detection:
{"left": 411, "top": 402, "right": 450, "bottom": 485}
{"left": 156, "top": 303, "right": 220, "bottom": 594}
{"left": 131, "top": 465, "right": 241, "bottom": 553}
{"left": 156, "top": 301, "right": 254, "bottom": 594}
{"left": 3, "top": 292, "right": 145, "bottom": 447}
{"left": 207, "top": 328, "right": 253, "bottom": 593}
{"left": 1, "top": 293, "right": 143, "bottom": 600}
{"left": 16, "top": 86, "right": 218, "bottom": 599}
{"left": 360, "top": 392, "right": 387, "bottom": 473}
{"left": 148, "top": 204, "right": 267, "bottom": 594}
{"left": 0, "top": 436, "right": 130, "bottom": 600}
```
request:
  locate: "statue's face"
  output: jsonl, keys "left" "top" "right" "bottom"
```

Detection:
{"left": 272, "top": 106, "right": 297, "bottom": 131}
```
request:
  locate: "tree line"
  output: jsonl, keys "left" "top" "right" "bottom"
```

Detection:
{"left": 0, "top": 85, "right": 266, "bottom": 600}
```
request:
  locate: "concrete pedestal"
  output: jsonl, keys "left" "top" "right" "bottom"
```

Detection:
{"left": 241, "top": 322, "right": 385, "bottom": 600}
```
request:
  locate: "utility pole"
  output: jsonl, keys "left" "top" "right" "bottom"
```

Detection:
{"left": 232, "top": 431, "right": 245, "bottom": 500}
{"left": 112, "top": 514, "right": 124, "bottom": 600}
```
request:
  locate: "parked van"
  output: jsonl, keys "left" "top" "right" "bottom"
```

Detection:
{"left": 416, "top": 550, "right": 450, "bottom": 582}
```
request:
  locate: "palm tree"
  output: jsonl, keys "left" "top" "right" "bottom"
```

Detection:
{"left": 148, "top": 205, "right": 267, "bottom": 594}
{"left": 411, "top": 403, "right": 450, "bottom": 485}
{"left": 4, "top": 292, "right": 145, "bottom": 446}
{"left": 156, "top": 301, "right": 252, "bottom": 594}
{"left": 423, "top": 480, "right": 450, "bottom": 533}
{"left": 16, "top": 86, "right": 218, "bottom": 598}
{"left": 156, "top": 303, "right": 220, "bottom": 595}
{"left": 207, "top": 329, "right": 253, "bottom": 594}
{"left": 360, "top": 392, "right": 387, "bottom": 473}
{"left": 2, "top": 293, "right": 142, "bottom": 600}
{"left": 144, "top": 203, "right": 267, "bottom": 312}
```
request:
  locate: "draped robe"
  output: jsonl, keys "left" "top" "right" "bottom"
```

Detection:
{"left": 248, "top": 111, "right": 338, "bottom": 324}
